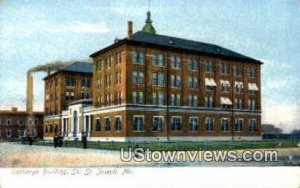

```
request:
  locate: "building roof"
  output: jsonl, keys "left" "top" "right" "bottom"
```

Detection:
{"left": 43, "top": 61, "right": 93, "bottom": 80}
{"left": 90, "top": 31, "right": 262, "bottom": 64}
{"left": 131, "top": 31, "right": 260, "bottom": 63}
{"left": 60, "top": 61, "right": 93, "bottom": 73}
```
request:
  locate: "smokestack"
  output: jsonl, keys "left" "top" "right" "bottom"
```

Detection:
{"left": 26, "top": 72, "right": 33, "bottom": 114}
{"left": 47, "top": 67, "right": 51, "bottom": 75}
{"left": 127, "top": 21, "right": 133, "bottom": 40}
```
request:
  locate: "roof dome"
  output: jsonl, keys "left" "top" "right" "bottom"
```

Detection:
{"left": 142, "top": 11, "right": 156, "bottom": 34}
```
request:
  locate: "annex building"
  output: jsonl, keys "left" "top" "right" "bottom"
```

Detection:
{"left": 44, "top": 11, "right": 263, "bottom": 141}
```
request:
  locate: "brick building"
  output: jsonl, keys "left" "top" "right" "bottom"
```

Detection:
{"left": 44, "top": 11, "right": 262, "bottom": 141}
{"left": 43, "top": 61, "right": 93, "bottom": 138}
{"left": 0, "top": 107, "right": 43, "bottom": 140}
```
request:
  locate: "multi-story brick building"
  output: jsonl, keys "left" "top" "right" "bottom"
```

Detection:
{"left": 44, "top": 11, "right": 262, "bottom": 141}
{"left": 0, "top": 107, "right": 43, "bottom": 140}
{"left": 43, "top": 61, "right": 93, "bottom": 138}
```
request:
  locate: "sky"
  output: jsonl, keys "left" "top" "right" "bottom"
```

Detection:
{"left": 0, "top": 0, "right": 299, "bottom": 132}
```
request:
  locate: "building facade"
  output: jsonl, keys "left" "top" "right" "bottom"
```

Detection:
{"left": 0, "top": 107, "right": 43, "bottom": 140}
{"left": 43, "top": 61, "right": 93, "bottom": 138}
{"left": 44, "top": 12, "right": 262, "bottom": 141}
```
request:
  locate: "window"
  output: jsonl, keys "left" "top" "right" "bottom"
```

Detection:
{"left": 139, "top": 72, "right": 144, "bottom": 84}
{"left": 205, "top": 117, "right": 214, "bottom": 131}
{"left": 132, "top": 92, "right": 144, "bottom": 104}
{"left": 81, "top": 92, "right": 90, "bottom": 99}
{"left": 188, "top": 77, "right": 193, "bottom": 88}
{"left": 221, "top": 80, "right": 230, "bottom": 92}
{"left": 31, "top": 129, "right": 37, "bottom": 137}
{"left": 153, "top": 116, "right": 164, "bottom": 131}
{"left": 115, "top": 116, "right": 122, "bottom": 131}
{"left": 170, "top": 56, "right": 181, "bottom": 69}
{"left": 220, "top": 63, "right": 229, "bottom": 75}
{"left": 158, "top": 73, "right": 165, "bottom": 86}
{"left": 234, "top": 65, "right": 243, "bottom": 76}
{"left": 117, "top": 52, "right": 122, "bottom": 64}
{"left": 105, "top": 118, "right": 111, "bottom": 131}
{"left": 170, "top": 56, "right": 175, "bottom": 68}
{"left": 116, "top": 92, "right": 122, "bottom": 105}
{"left": 132, "top": 71, "right": 144, "bottom": 85}
{"left": 221, "top": 118, "right": 229, "bottom": 132}
{"left": 81, "top": 78, "right": 91, "bottom": 88}
{"left": 65, "top": 76, "right": 75, "bottom": 86}
{"left": 138, "top": 92, "right": 144, "bottom": 104}
{"left": 205, "top": 60, "right": 214, "bottom": 72}
{"left": 132, "top": 71, "right": 138, "bottom": 84}
{"left": 188, "top": 76, "right": 198, "bottom": 89}
{"left": 152, "top": 73, "right": 157, "bottom": 85}
{"left": 170, "top": 75, "right": 181, "bottom": 87}
{"left": 96, "top": 119, "right": 101, "bottom": 131}
{"left": 28, "top": 118, "right": 33, "bottom": 125}
{"left": 106, "top": 56, "right": 112, "bottom": 68}
{"left": 176, "top": 94, "right": 181, "bottom": 106}
{"left": 19, "top": 117, "right": 24, "bottom": 125}
{"left": 116, "top": 71, "right": 122, "bottom": 85}
{"left": 171, "top": 117, "right": 182, "bottom": 131}
{"left": 235, "top": 119, "right": 243, "bottom": 131}
{"left": 106, "top": 74, "right": 112, "bottom": 87}
{"left": 132, "top": 50, "right": 145, "bottom": 64}
{"left": 176, "top": 57, "right": 181, "bottom": 68}
{"left": 152, "top": 92, "right": 157, "bottom": 105}
{"left": 188, "top": 59, "right": 193, "bottom": 70}
{"left": 7, "top": 129, "right": 11, "bottom": 137}
{"left": 189, "top": 117, "right": 199, "bottom": 131}
{"left": 6, "top": 118, "right": 12, "bottom": 126}
{"left": 205, "top": 97, "right": 214, "bottom": 108}
{"left": 235, "top": 99, "right": 243, "bottom": 109}
{"left": 158, "top": 54, "right": 164, "bottom": 67}
{"left": 188, "top": 58, "right": 199, "bottom": 71}
{"left": 152, "top": 53, "right": 157, "bottom": 65}
{"left": 132, "top": 92, "right": 137, "bottom": 104}
{"left": 19, "top": 128, "right": 25, "bottom": 138}
{"left": 235, "top": 82, "right": 244, "bottom": 93}
{"left": 158, "top": 92, "right": 164, "bottom": 105}
{"left": 188, "top": 95, "right": 198, "bottom": 107}
{"left": 248, "top": 99, "right": 255, "bottom": 111}
{"left": 152, "top": 92, "right": 164, "bottom": 105}
{"left": 176, "top": 75, "right": 181, "bottom": 87}
{"left": 249, "top": 119, "right": 256, "bottom": 132}
{"left": 248, "top": 67, "right": 256, "bottom": 78}
{"left": 133, "top": 116, "right": 144, "bottom": 131}
{"left": 170, "top": 94, "right": 175, "bottom": 106}
{"left": 95, "top": 60, "right": 101, "bottom": 71}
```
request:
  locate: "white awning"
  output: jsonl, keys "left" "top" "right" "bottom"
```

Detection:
{"left": 220, "top": 97, "right": 227, "bottom": 105}
{"left": 248, "top": 83, "right": 259, "bottom": 91}
{"left": 252, "top": 83, "right": 259, "bottom": 91}
{"left": 235, "top": 81, "right": 244, "bottom": 87}
{"left": 221, "top": 97, "right": 232, "bottom": 105}
{"left": 205, "top": 78, "right": 217, "bottom": 87}
{"left": 225, "top": 98, "right": 232, "bottom": 105}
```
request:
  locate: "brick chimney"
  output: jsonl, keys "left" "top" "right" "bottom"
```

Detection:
{"left": 127, "top": 21, "right": 133, "bottom": 40}
{"left": 26, "top": 72, "right": 33, "bottom": 114}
